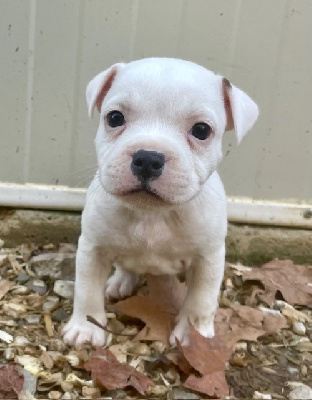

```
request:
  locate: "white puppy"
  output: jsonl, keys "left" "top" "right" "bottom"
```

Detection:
{"left": 62, "top": 58, "right": 258, "bottom": 347}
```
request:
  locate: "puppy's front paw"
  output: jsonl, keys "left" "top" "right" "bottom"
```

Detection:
{"left": 106, "top": 268, "right": 139, "bottom": 299}
{"left": 62, "top": 315, "right": 106, "bottom": 346}
{"left": 170, "top": 311, "right": 215, "bottom": 346}
{"left": 170, "top": 315, "right": 190, "bottom": 346}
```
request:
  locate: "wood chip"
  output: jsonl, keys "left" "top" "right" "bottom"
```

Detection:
{"left": 44, "top": 314, "right": 54, "bottom": 337}
{"left": 0, "top": 279, "right": 13, "bottom": 300}
{"left": 0, "top": 330, "right": 13, "bottom": 344}
{"left": 8, "top": 254, "right": 23, "bottom": 273}
{"left": 40, "top": 352, "right": 54, "bottom": 369}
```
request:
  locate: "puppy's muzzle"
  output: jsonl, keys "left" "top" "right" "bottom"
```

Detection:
{"left": 131, "top": 150, "right": 165, "bottom": 184}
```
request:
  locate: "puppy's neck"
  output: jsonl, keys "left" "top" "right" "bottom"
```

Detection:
{"left": 115, "top": 196, "right": 175, "bottom": 219}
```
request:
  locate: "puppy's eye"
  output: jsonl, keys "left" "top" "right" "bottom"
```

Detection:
{"left": 190, "top": 123, "right": 212, "bottom": 140}
{"left": 107, "top": 111, "right": 125, "bottom": 127}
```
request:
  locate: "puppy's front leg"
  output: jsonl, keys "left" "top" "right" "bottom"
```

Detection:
{"left": 62, "top": 235, "right": 111, "bottom": 346}
{"left": 170, "top": 245, "right": 225, "bottom": 346}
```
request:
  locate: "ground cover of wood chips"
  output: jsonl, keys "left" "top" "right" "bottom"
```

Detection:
{"left": 0, "top": 239, "right": 311, "bottom": 399}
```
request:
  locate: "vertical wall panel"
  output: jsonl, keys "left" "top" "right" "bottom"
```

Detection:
{"left": 131, "top": 0, "right": 184, "bottom": 59}
{"left": 218, "top": 0, "right": 288, "bottom": 198}
{"left": 251, "top": 0, "right": 312, "bottom": 200}
{"left": 176, "top": 0, "right": 239, "bottom": 72}
{"left": 27, "top": 0, "right": 81, "bottom": 185}
{"left": 0, "top": 0, "right": 30, "bottom": 183}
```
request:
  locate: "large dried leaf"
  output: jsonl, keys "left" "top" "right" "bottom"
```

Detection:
{"left": 113, "top": 275, "right": 186, "bottom": 345}
{"left": 178, "top": 309, "right": 286, "bottom": 398}
{"left": 242, "top": 259, "right": 312, "bottom": 307}
{"left": 113, "top": 275, "right": 287, "bottom": 398}
{"left": 84, "top": 347, "right": 154, "bottom": 395}
{"left": 179, "top": 326, "right": 230, "bottom": 397}
{"left": 0, "top": 363, "right": 24, "bottom": 399}
{"left": 114, "top": 275, "right": 287, "bottom": 348}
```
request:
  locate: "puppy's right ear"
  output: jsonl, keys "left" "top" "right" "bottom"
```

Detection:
{"left": 86, "top": 63, "right": 125, "bottom": 118}
{"left": 222, "top": 77, "right": 259, "bottom": 144}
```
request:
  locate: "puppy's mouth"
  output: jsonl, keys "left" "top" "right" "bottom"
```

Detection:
{"left": 116, "top": 182, "right": 168, "bottom": 204}
{"left": 127, "top": 187, "right": 163, "bottom": 200}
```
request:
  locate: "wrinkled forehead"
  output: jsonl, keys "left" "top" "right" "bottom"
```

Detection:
{"left": 104, "top": 59, "right": 223, "bottom": 114}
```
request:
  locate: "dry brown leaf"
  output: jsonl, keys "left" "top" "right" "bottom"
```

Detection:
{"left": 217, "top": 306, "right": 265, "bottom": 347}
{"left": 0, "top": 363, "right": 24, "bottom": 399}
{"left": 112, "top": 275, "right": 186, "bottom": 345}
{"left": 0, "top": 254, "right": 8, "bottom": 267}
{"left": 40, "top": 352, "right": 54, "bottom": 369}
{"left": 278, "top": 301, "right": 312, "bottom": 323}
{"left": 109, "top": 341, "right": 133, "bottom": 363}
{"left": 184, "top": 371, "right": 229, "bottom": 398}
{"left": 0, "top": 279, "right": 13, "bottom": 300}
{"left": 113, "top": 275, "right": 288, "bottom": 398}
{"left": 177, "top": 325, "right": 230, "bottom": 397}
{"left": 177, "top": 311, "right": 285, "bottom": 399}
{"left": 8, "top": 254, "right": 23, "bottom": 273}
{"left": 165, "top": 349, "right": 193, "bottom": 375}
{"left": 114, "top": 275, "right": 287, "bottom": 349}
{"left": 242, "top": 259, "right": 312, "bottom": 307}
{"left": 216, "top": 305, "right": 287, "bottom": 348}
{"left": 179, "top": 325, "right": 232, "bottom": 376}
{"left": 262, "top": 312, "right": 290, "bottom": 333}
{"left": 84, "top": 347, "right": 154, "bottom": 395}
{"left": 113, "top": 277, "right": 287, "bottom": 347}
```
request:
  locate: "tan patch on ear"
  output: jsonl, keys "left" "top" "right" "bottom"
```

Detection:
{"left": 222, "top": 78, "right": 234, "bottom": 131}
{"left": 223, "top": 77, "right": 232, "bottom": 90}
{"left": 96, "top": 67, "right": 118, "bottom": 112}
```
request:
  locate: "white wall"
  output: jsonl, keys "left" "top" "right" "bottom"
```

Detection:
{"left": 1, "top": 0, "right": 312, "bottom": 203}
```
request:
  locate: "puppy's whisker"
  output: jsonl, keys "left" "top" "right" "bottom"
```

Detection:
{"left": 66, "top": 165, "right": 99, "bottom": 189}
{"left": 68, "top": 164, "right": 98, "bottom": 175}
{"left": 72, "top": 174, "right": 97, "bottom": 189}
{"left": 88, "top": 175, "right": 101, "bottom": 193}
{"left": 204, "top": 184, "right": 227, "bottom": 203}
{"left": 67, "top": 165, "right": 98, "bottom": 180}
{"left": 87, "top": 186, "right": 101, "bottom": 209}
{"left": 85, "top": 176, "right": 102, "bottom": 206}
{"left": 198, "top": 191, "right": 215, "bottom": 211}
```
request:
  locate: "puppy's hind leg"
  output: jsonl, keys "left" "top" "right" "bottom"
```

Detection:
{"left": 106, "top": 265, "right": 139, "bottom": 299}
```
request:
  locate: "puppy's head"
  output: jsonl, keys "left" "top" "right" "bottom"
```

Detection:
{"left": 87, "top": 58, "right": 258, "bottom": 208}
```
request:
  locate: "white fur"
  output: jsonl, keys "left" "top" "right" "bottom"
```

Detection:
{"left": 62, "top": 58, "right": 258, "bottom": 347}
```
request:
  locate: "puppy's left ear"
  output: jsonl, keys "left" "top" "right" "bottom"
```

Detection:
{"left": 86, "top": 63, "right": 125, "bottom": 118}
{"left": 222, "top": 78, "right": 259, "bottom": 144}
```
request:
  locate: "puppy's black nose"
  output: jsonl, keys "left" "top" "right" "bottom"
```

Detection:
{"left": 131, "top": 150, "right": 165, "bottom": 181}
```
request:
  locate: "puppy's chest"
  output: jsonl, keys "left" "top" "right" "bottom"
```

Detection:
{"left": 108, "top": 216, "right": 196, "bottom": 274}
{"left": 131, "top": 218, "right": 174, "bottom": 246}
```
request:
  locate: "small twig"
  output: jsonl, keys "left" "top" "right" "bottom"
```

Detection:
{"left": 86, "top": 315, "right": 136, "bottom": 337}
{"left": 44, "top": 313, "right": 54, "bottom": 337}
